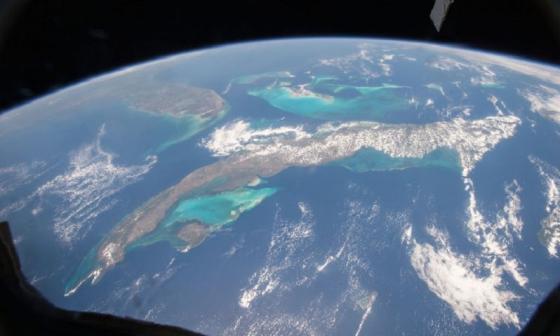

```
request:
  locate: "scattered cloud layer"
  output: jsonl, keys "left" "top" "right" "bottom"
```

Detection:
{"left": 36, "top": 125, "right": 157, "bottom": 243}
{"left": 403, "top": 177, "right": 527, "bottom": 330}
{"left": 1, "top": 125, "right": 157, "bottom": 244}
{"left": 520, "top": 85, "right": 560, "bottom": 125}
{"left": 218, "top": 201, "right": 379, "bottom": 336}
{"left": 404, "top": 224, "right": 521, "bottom": 329}
{"left": 530, "top": 156, "right": 560, "bottom": 258}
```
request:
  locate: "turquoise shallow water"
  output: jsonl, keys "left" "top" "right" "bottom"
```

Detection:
{"left": 128, "top": 186, "right": 278, "bottom": 250}
{"left": 247, "top": 80, "right": 409, "bottom": 121}
{"left": 332, "top": 148, "right": 461, "bottom": 173}
{"left": 163, "top": 186, "right": 277, "bottom": 227}
{"left": 64, "top": 241, "right": 102, "bottom": 296}
{"left": 149, "top": 105, "right": 229, "bottom": 154}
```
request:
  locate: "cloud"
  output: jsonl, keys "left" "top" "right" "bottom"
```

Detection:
{"left": 519, "top": 85, "right": 560, "bottom": 125}
{"left": 239, "top": 202, "right": 315, "bottom": 309}
{"left": 223, "top": 200, "right": 378, "bottom": 336}
{"left": 464, "top": 178, "right": 527, "bottom": 288}
{"left": 530, "top": 156, "right": 560, "bottom": 257}
{"left": 202, "top": 116, "right": 520, "bottom": 177}
{"left": 35, "top": 124, "right": 157, "bottom": 244}
{"left": 405, "top": 225, "right": 521, "bottom": 329}
{"left": 201, "top": 120, "right": 310, "bottom": 158}
{"left": 0, "top": 161, "right": 47, "bottom": 196}
{"left": 403, "top": 177, "right": 527, "bottom": 330}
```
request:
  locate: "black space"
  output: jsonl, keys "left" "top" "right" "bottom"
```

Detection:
{"left": 0, "top": 0, "right": 559, "bottom": 112}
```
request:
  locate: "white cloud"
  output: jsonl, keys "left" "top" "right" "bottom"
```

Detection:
{"left": 0, "top": 161, "right": 47, "bottom": 196}
{"left": 530, "top": 156, "right": 560, "bottom": 257}
{"left": 35, "top": 125, "right": 157, "bottom": 244}
{"left": 201, "top": 120, "right": 310, "bottom": 158}
{"left": 226, "top": 200, "right": 379, "bottom": 336}
{"left": 519, "top": 85, "right": 560, "bottom": 125}
{"left": 239, "top": 202, "right": 315, "bottom": 309}
{"left": 403, "top": 178, "right": 527, "bottom": 330}
{"left": 426, "top": 83, "right": 446, "bottom": 96}
{"left": 421, "top": 42, "right": 560, "bottom": 86}
{"left": 428, "top": 56, "right": 500, "bottom": 87}
{"left": 317, "top": 47, "right": 402, "bottom": 79}
{"left": 464, "top": 178, "right": 527, "bottom": 288}
{"left": 405, "top": 225, "right": 521, "bottom": 329}
{"left": 428, "top": 56, "right": 471, "bottom": 71}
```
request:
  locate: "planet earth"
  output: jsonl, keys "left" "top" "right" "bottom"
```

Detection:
{"left": 1, "top": 38, "right": 560, "bottom": 335}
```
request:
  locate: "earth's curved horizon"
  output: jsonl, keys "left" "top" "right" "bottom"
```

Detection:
{"left": 1, "top": 38, "right": 559, "bottom": 335}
